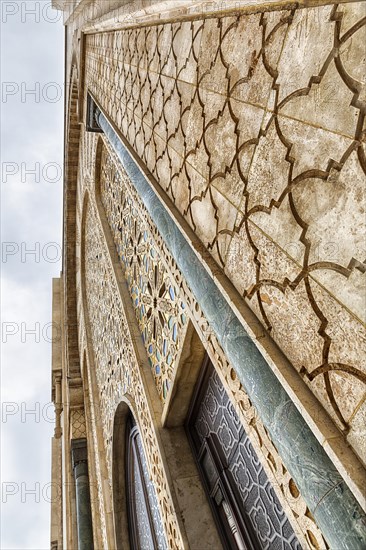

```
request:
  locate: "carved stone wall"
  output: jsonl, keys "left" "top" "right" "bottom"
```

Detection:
{"left": 52, "top": 2, "right": 366, "bottom": 549}
{"left": 89, "top": 134, "right": 327, "bottom": 548}
{"left": 99, "top": 146, "right": 188, "bottom": 402}
{"left": 82, "top": 194, "right": 185, "bottom": 549}
{"left": 84, "top": 2, "right": 366, "bottom": 464}
{"left": 70, "top": 409, "right": 86, "bottom": 439}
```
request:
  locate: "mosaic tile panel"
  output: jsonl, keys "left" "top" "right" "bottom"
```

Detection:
{"left": 92, "top": 133, "right": 327, "bottom": 549}
{"left": 99, "top": 144, "right": 187, "bottom": 402}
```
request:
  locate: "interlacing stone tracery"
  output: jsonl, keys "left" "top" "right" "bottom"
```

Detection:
{"left": 48, "top": 1, "right": 366, "bottom": 549}
{"left": 99, "top": 146, "right": 187, "bottom": 402}
{"left": 84, "top": 203, "right": 131, "bottom": 471}
{"left": 83, "top": 198, "right": 184, "bottom": 549}
{"left": 87, "top": 133, "right": 326, "bottom": 549}
{"left": 85, "top": 2, "right": 366, "bottom": 463}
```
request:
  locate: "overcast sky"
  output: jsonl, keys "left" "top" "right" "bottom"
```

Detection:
{"left": 1, "top": 2, "right": 64, "bottom": 548}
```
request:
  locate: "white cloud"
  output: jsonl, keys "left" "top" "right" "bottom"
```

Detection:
{"left": 1, "top": 3, "right": 64, "bottom": 548}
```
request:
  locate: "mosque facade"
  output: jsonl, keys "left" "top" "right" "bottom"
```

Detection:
{"left": 50, "top": 1, "right": 366, "bottom": 548}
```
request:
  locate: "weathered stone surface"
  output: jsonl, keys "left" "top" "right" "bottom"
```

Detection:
{"left": 100, "top": 111, "right": 366, "bottom": 548}
{"left": 54, "top": 2, "right": 366, "bottom": 549}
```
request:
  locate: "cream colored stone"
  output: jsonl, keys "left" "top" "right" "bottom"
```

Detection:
{"left": 246, "top": 117, "right": 290, "bottom": 210}
{"left": 338, "top": 2, "right": 366, "bottom": 33}
{"left": 197, "top": 17, "right": 221, "bottom": 77}
{"left": 210, "top": 186, "right": 238, "bottom": 265}
{"left": 277, "top": 115, "right": 353, "bottom": 179}
{"left": 159, "top": 23, "right": 177, "bottom": 79}
{"left": 280, "top": 59, "right": 360, "bottom": 139}
{"left": 339, "top": 22, "right": 366, "bottom": 103}
{"left": 199, "top": 77, "right": 227, "bottom": 121}
{"left": 347, "top": 396, "right": 366, "bottom": 467}
{"left": 250, "top": 196, "right": 306, "bottom": 265}
{"left": 259, "top": 282, "right": 324, "bottom": 371}
{"left": 189, "top": 188, "right": 218, "bottom": 246}
{"left": 211, "top": 162, "right": 245, "bottom": 209}
{"left": 276, "top": 6, "right": 335, "bottom": 102}
{"left": 226, "top": 11, "right": 289, "bottom": 108}
{"left": 173, "top": 20, "right": 201, "bottom": 84}
{"left": 184, "top": 89, "right": 204, "bottom": 152}
{"left": 313, "top": 269, "right": 366, "bottom": 324}
{"left": 225, "top": 224, "right": 257, "bottom": 296}
{"left": 173, "top": 477, "right": 223, "bottom": 549}
{"left": 246, "top": 220, "right": 301, "bottom": 284}
{"left": 308, "top": 277, "right": 366, "bottom": 424}
{"left": 185, "top": 160, "right": 208, "bottom": 200}
{"left": 204, "top": 101, "right": 237, "bottom": 176}
{"left": 54, "top": 3, "right": 366, "bottom": 548}
{"left": 291, "top": 151, "right": 366, "bottom": 320}
{"left": 185, "top": 138, "right": 210, "bottom": 182}
{"left": 171, "top": 169, "right": 191, "bottom": 214}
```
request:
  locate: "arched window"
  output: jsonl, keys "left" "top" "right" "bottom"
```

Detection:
{"left": 126, "top": 414, "right": 167, "bottom": 550}
{"left": 187, "top": 356, "right": 301, "bottom": 550}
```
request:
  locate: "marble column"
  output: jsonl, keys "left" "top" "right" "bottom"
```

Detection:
{"left": 71, "top": 438, "right": 94, "bottom": 550}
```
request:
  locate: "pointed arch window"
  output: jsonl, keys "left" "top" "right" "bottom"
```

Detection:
{"left": 126, "top": 414, "right": 167, "bottom": 550}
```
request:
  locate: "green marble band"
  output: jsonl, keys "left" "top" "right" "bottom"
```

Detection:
{"left": 99, "top": 112, "right": 366, "bottom": 549}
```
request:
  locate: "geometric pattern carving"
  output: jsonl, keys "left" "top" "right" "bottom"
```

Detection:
{"left": 89, "top": 133, "right": 327, "bottom": 549}
{"left": 85, "top": 203, "right": 133, "bottom": 473}
{"left": 100, "top": 144, "right": 187, "bottom": 401}
{"left": 194, "top": 368, "right": 301, "bottom": 549}
{"left": 70, "top": 408, "right": 87, "bottom": 439}
{"left": 83, "top": 198, "right": 185, "bottom": 549}
{"left": 85, "top": 3, "right": 366, "bottom": 458}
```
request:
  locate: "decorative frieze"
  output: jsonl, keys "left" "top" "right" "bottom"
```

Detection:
{"left": 98, "top": 107, "right": 366, "bottom": 547}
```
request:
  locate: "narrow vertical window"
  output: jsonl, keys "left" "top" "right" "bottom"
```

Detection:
{"left": 126, "top": 414, "right": 167, "bottom": 550}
